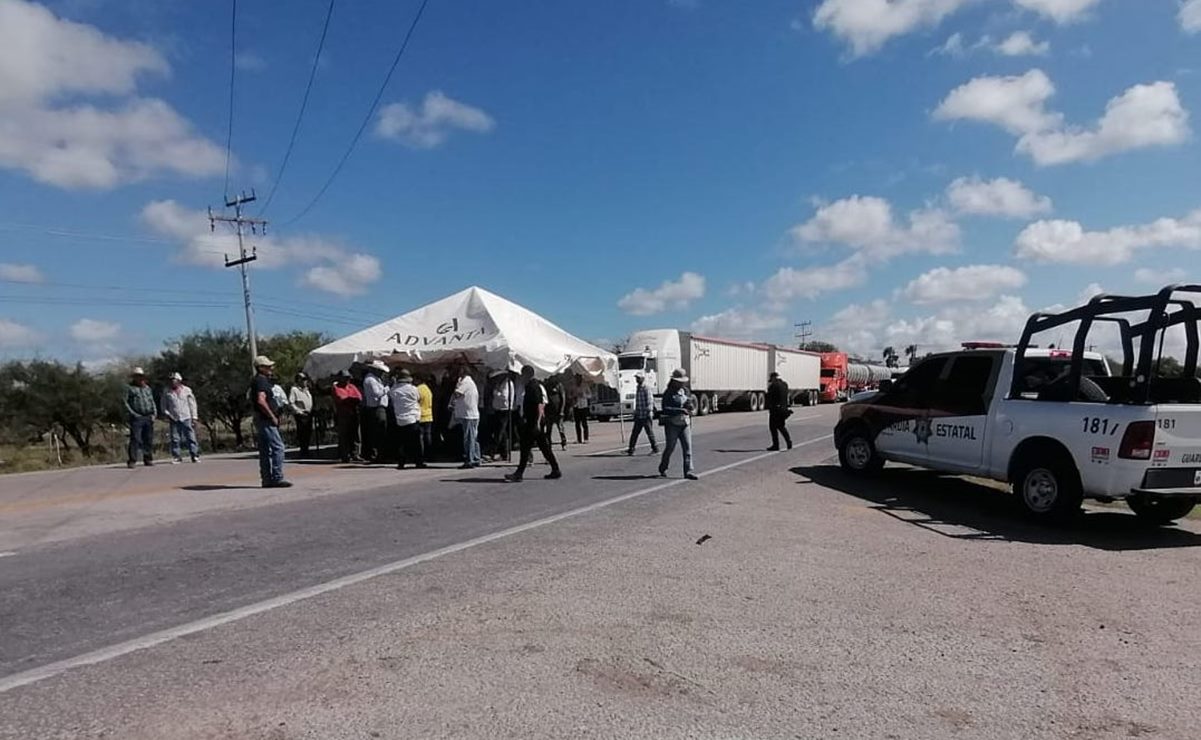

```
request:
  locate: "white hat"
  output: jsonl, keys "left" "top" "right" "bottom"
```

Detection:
{"left": 369, "top": 360, "right": 389, "bottom": 373}
{"left": 671, "top": 368, "right": 689, "bottom": 383}
{"left": 253, "top": 355, "right": 275, "bottom": 368}
{"left": 131, "top": 366, "right": 146, "bottom": 376}
{"left": 170, "top": 372, "right": 183, "bottom": 381}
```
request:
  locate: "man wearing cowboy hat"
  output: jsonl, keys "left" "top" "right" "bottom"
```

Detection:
{"left": 123, "top": 366, "right": 157, "bottom": 469}
{"left": 251, "top": 355, "right": 291, "bottom": 488}
{"left": 361, "top": 360, "right": 390, "bottom": 464}
{"left": 162, "top": 371, "right": 201, "bottom": 463}
{"left": 387, "top": 369, "right": 426, "bottom": 469}
{"left": 658, "top": 368, "right": 698, "bottom": 480}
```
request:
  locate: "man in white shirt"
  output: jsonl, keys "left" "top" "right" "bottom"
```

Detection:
{"left": 388, "top": 369, "right": 425, "bottom": 469}
{"left": 162, "top": 372, "right": 200, "bottom": 463}
{"left": 288, "top": 372, "right": 314, "bottom": 458}
{"left": 361, "top": 361, "right": 390, "bottom": 463}
{"left": 488, "top": 370, "right": 514, "bottom": 461}
{"left": 452, "top": 365, "right": 481, "bottom": 468}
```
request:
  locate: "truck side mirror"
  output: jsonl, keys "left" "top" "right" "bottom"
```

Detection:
{"left": 878, "top": 379, "right": 894, "bottom": 393}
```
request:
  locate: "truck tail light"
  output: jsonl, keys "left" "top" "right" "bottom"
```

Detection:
{"left": 1118, "top": 421, "right": 1156, "bottom": 460}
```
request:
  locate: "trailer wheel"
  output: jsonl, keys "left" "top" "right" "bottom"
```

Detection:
{"left": 697, "top": 394, "right": 711, "bottom": 416}
{"left": 757, "top": 392, "right": 767, "bottom": 411}
{"left": 1126, "top": 494, "right": 1197, "bottom": 525}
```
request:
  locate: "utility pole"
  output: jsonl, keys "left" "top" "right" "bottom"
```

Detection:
{"left": 209, "top": 190, "right": 266, "bottom": 366}
{"left": 794, "top": 321, "right": 813, "bottom": 350}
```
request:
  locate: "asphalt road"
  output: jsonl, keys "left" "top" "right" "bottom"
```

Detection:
{"left": 2, "top": 406, "right": 1200, "bottom": 739}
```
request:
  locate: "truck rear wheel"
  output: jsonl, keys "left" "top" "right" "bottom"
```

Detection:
{"left": 1126, "top": 494, "right": 1197, "bottom": 525}
{"left": 837, "top": 428, "right": 883, "bottom": 475}
{"left": 1012, "top": 454, "right": 1083, "bottom": 522}
{"left": 697, "top": 394, "right": 711, "bottom": 416}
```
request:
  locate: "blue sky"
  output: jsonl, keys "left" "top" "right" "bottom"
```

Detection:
{"left": 0, "top": 0, "right": 1198, "bottom": 364}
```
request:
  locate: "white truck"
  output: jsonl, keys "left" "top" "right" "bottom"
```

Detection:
{"left": 591, "top": 329, "right": 821, "bottom": 420}
{"left": 835, "top": 286, "right": 1201, "bottom": 524}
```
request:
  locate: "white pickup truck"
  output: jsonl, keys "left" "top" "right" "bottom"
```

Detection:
{"left": 835, "top": 286, "right": 1201, "bottom": 524}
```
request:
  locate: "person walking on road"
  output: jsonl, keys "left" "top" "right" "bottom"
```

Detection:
{"left": 658, "top": 368, "right": 698, "bottom": 480}
{"left": 361, "top": 361, "right": 389, "bottom": 463}
{"left": 162, "top": 372, "right": 200, "bottom": 463}
{"left": 123, "top": 367, "right": 157, "bottom": 468}
{"left": 417, "top": 374, "right": 434, "bottom": 459}
{"left": 388, "top": 370, "right": 426, "bottom": 470}
{"left": 571, "top": 375, "right": 591, "bottom": 444}
{"left": 766, "top": 371, "right": 793, "bottom": 451}
{"left": 333, "top": 370, "right": 363, "bottom": 463}
{"left": 453, "top": 366, "right": 482, "bottom": 468}
{"left": 251, "top": 356, "right": 291, "bottom": 488}
{"left": 627, "top": 372, "right": 659, "bottom": 456}
{"left": 543, "top": 376, "right": 569, "bottom": 451}
{"left": 288, "top": 372, "right": 314, "bottom": 458}
{"left": 505, "top": 366, "right": 562, "bottom": 482}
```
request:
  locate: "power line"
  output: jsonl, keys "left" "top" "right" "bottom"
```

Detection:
{"left": 276, "top": 0, "right": 431, "bottom": 229}
{"left": 257, "top": 0, "right": 337, "bottom": 217}
{"left": 223, "top": 0, "right": 239, "bottom": 199}
{"left": 0, "top": 278, "right": 240, "bottom": 297}
{"left": 0, "top": 295, "right": 237, "bottom": 308}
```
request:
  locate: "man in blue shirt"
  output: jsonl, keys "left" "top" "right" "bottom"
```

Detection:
{"left": 626, "top": 373, "right": 659, "bottom": 456}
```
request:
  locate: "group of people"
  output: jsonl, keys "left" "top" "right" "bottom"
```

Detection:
{"left": 123, "top": 356, "right": 797, "bottom": 490}
{"left": 123, "top": 366, "right": 203, "bottom": 468}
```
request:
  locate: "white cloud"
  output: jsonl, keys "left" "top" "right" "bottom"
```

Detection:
{"left": 902, "top": 264, "right": 1028, "bottom": 304}
{"left": 1018, "top": 82, "right": 1190, "bottom": 165}
{"left": 935, "top": 71, "right": 1191, "bottom": 166}
{"left": 617, "top": 272, "right": 706, "bottom": 315}
{"left": 0, "top": 263, "right": 44, "bottom": 283}
{"left": 234, "top": 52, "right": 266, "bottom": 72}
{"left": 793, "top": 195, "right": 960, "bottom": 258}
{"left": 0, "top": 0, "right": 225, "bottom": 189}
{"left": 1134, "top": 267, "right": 1187, "bottom": 285}
{"left": 69, "top": 317, "right": 120, "bottom": 342}
{"left": 690, "top": 307, "right": 786, "bottom": 339}
{"left": 812, "top": 0, "right": 974, "bottom": 57}
{"left": 301, "top": 255, "right": 382, "bottom": 298}
{"left": 761, "top": 257, "right": 868, "bottom": 304}
{"left": 375, "top": 91, "right": 495, "bottom": 149}
{"left": 995, "top": 30, "right": 1049, "bottom": 56}
{"left": 934, "top": 69, "right": 1061, "bottom": 135}
{"left": 0, "top": 318, "right": 40, "bottom": 348}
{"left": 1184, "top": 0, "right": 1201, "bottom": 33}
{"left": 930, "top": 32, "right": 967, "bottom": 57}
{"left": 140, "top": 200, "right": 384, "bottom": 297}
{"left": 826, "top": 295, "right": 1034, "bottom": 358}
{"left": 1013, "top": 0, "right": 1102, "bottom": 23}
{"left": 1014, "top": 208, "right": 1201, "bottom": 265}
{"left": 946, "top": 176, "right": 1052, "bottom": 218}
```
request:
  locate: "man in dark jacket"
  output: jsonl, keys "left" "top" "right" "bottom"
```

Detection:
{"left": 766, "top": 371, "right": 792, "bottom": 451}
{"left": 505, "top": 366, "right": 562, "bottom": 482}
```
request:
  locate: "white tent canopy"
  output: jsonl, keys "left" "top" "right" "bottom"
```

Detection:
{"left": 303, "top": 286, "right": 618, "bottom": 385}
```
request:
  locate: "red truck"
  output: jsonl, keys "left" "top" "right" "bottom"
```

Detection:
{"left": 820, "top": 352, "right": 893, "bottom": 403}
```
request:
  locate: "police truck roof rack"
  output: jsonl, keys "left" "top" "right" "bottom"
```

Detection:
{"left": 1012, "top": 284, "right": 1201, "bottom": 405}
{"left": 961, "top": 341, "right": 1011, "bottom": 349}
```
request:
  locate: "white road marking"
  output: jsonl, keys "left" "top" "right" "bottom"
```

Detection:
{"left": 582, "top": 414, "right": 823, "bottom": 457}
{"left": 0, "top": 552, "right": 16, "bottom": 558}
{"left": 0, "top": 434, "right": 833, "bottom": 695}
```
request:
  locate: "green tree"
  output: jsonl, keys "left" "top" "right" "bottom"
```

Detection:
{"left": 0, "top": 360, "right": 125, "bottom": 455}
{"left": 799, "top": 341, "right": 839, "bottom": 353}
{"left": 882, "top": 346, "right": 899, "bottom": 368}
{"left": 258, "top": 331, "right": 329, "bottom": 383}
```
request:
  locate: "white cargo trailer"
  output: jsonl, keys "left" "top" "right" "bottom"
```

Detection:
{"left": 769, "top": 346, "right": 823, "bottom": 406}
{"left": 592, "top": 329, "right": 820, "bottom": 419}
